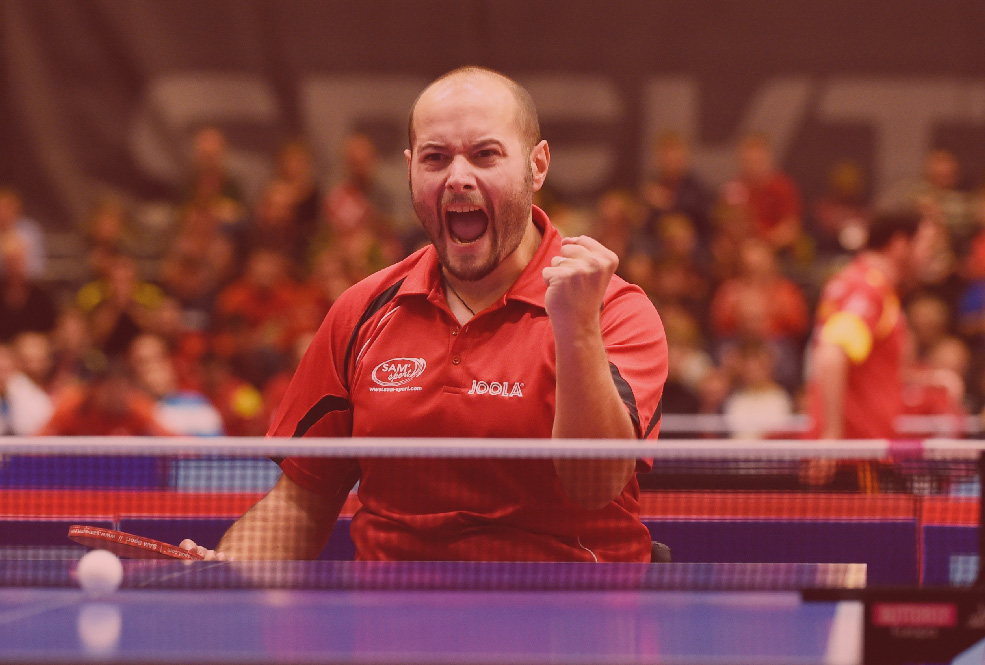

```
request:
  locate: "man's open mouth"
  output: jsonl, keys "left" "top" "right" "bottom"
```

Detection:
{"left": 445, "top": 204, "right": 489, "bottom": 244}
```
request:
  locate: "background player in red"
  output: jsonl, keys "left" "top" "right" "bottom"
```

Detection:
{"left": 182, "top": 67, "right": 668, "bottom": 562}
{"left": 804, "top": 209, "right": 934, "bottom": 489}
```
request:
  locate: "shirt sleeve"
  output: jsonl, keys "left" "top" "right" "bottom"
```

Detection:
{"left": 600, "top": 279, "right": 668, "bottom": 451}
{"left": 818, "top": 283, "right": 884, "bottom": 364}
{"left": 272, "top": 291, "right": 360, "bottom": 496}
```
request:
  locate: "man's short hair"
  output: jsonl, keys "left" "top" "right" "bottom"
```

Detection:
{"left": 407, "top": 66, "right": 541, "bottom": 151}
{"left": 865, "top": 209, "right": 922, "bottom": 251}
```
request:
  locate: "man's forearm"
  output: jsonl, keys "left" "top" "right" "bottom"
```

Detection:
{"left": 814, "top": 342, "right": 848, "bottom": 439}
{"left": 552, "top": 318, "right": 636, "bottom": 510}
{"left": 552, "top": 319, "right": 635, "bottom": 440}
{"left": 217, "top": 474, "right": 339, "bottom": 560}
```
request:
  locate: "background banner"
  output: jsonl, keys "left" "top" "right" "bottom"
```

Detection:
{"left": 2, "top": 0, "right": 984, "bottom": 230}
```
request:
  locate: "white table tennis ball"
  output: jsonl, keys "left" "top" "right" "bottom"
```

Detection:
{"left": 77, "top": 550, "right": 123, "bottom": 597}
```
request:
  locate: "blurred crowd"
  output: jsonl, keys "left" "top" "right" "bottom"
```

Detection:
{"left": 1, "top": 126, "right": 984, "bottom": 438}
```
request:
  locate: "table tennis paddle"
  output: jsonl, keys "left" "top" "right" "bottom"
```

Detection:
{"left": 68, "top": 525, "right": 204, "bottom": 560}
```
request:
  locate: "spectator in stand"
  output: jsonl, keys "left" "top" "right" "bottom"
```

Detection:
{"left": 0, "top": 343, "right": 53, "bottom": 435}
{"left": 198, "top": 353, "right": 266, "bottom": 437}
{"left": 589, "top": 189, "right": 644, "bottom": 265}
{"left": 720, "top": 134, "right": 803, "bottom": 254}
{"left": 696, "top": 368, "right": 732, "bottom": 423}
{"left": 722, "top": 339, "right": 794, "bottom": 439}
{"left": 654, "top": 212, "right": 706, "bottom": 267}
{"left": 40, "top": 355, "right": 172, "bottom": 436}
{"left": 274, "top": 139, "right": 322, "bottom": 240}
{"left": 173, "top": 127, "right": 248, "bottom": 276}
{"left": 811, "top": 161, "right": 871, "bottom": 258}
{"left": 140, "top": 358, "right": 224, "bottom": 437}
{"left": 0, "top": 188, "right": 46, "bottom": 279}
{"left": 900, "top": 335, "right": 969, "bottom": 438}
{"left": 83, "top": 197, "right": 139, "bottom": 281}
{"left": 128, "top": 334, "right": 224, "bottom": 437}
{"left": 127, "top": 333, "right": 172, "bottom": 382}
{"left": 12, "top": 332, "right": 55, "bottom": 397}
{"left": 533, "top": 184, "right": 592, "bottom": 239}
{"left": 47, "top": 307, "right": 97, "bottom": 397}
{"left": 640, "top": 131, "right": 714, "bottom": 246}
{"left": 660, "top": 305, "right": 712, "bottom": 416}
{"left": 246, "top": 179, "right": 308, "bottom": 266}
{"left": 76, "top": 252, "right": 165, "bottom": 357}
{"left": 708, "top": 192, "right": 754, "bottom": 283}
{"left": 644, "top": 256, "right": 709, "bottom": 326}
{"left": 882, "top": 150, "right": 967, "bottom": 303}
{"left": 320, "top": 132, "right": 404, "bottom": 268}
{"left": 926, "top": 336, "right": 972, "bottom": 392}
{"left": 182, "top": 126, "right": 244, "bottom": 207}
{"left": 916, "top": 218, "right": 963, "bottom": 309}
{"left": 286, "top": 247, "right": 353, "bottom": 344}
{"left": 0, "top": 232, "right": 56, "bottom": 342}
{"left": 645, "top": 213, "right": 711, "bottom": 312}
{"left": 709, "top": 237, "right": 809, "bottom": 389}
{"left": 212, "top": 248, "right": 304, "bottom": 386}
{"left": 913, "top": 149, "right": 973, "bottom": 244}
{"left": 158, "top": 235, "right": 223, "bottom": 333}
{"left": 906, "top": 293, "right": 952, "bottom": 361}
{"left": 715, "top": 285, "right": 803, "bottom": 395}
{"left": 149, "top": 296, "right": 210, "bottom": 391}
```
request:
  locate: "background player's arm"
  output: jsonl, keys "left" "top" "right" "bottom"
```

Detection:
{"left": 183, "top": 474, "right": 341, "bottom": 560}
{"left": 545, "top": 236, "right": 636, "bottom": 510}
{"left": 802, "top": 341, "right": 849, "bottom": 487}
{"left": 813, "top": 341, "right": 849, "bottom": 440}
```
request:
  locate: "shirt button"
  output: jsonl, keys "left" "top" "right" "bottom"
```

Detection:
{"left": 452, "top": 356, "right": 461, "bottom": 365}
{"left": 452, "top": 329, "right": 459, "bottom": 336}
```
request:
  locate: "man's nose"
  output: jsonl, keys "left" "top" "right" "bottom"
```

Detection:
{"left": 446, "top": 155, "right": 476, "bottom": 191}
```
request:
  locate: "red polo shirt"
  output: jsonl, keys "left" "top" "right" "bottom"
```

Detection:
{"left": 273, "top": 207, "right": 667, "bottom": 562}
{"left": 806, "top": 256, "right": 905, "bottom": 438}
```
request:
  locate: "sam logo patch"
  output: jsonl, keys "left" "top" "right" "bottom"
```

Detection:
{"left": 372, "top": 358, "right": 427, "bottom": 387}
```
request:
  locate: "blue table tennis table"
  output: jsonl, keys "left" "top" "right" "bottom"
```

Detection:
{"left": 0, "top": 560, "right": 872, "bottom": 665}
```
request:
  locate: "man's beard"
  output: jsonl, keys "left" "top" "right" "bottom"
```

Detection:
{"left": 411, "top": 170, "right": 533, "bottom": 282}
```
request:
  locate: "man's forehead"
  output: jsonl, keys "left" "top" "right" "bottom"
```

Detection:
{"left": 412, "top": 76, "right": 519, "bottom": 143}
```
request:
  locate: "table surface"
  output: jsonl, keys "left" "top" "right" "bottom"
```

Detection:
{"left": 0, "top": 561, "right": 871, "bottom": 665}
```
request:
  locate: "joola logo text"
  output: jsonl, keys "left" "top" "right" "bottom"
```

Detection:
{"left": 467, "top": 380, "right": 524, "bottom": 397}
{"left": 371, "top": 358, "right": 426, "bottom": 389}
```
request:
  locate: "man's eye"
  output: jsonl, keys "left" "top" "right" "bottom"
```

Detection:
{"left": 474, "top": 149, "right": 497, "bottom": 160}
{"left": 422, "top": 153, "right": 445, "bottom": 163}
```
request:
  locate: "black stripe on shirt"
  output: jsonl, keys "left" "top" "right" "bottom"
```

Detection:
{"left": 609, "top": 362, "right": 641, "bottom": 436}
{"left": 341, "top": 278, "right": 406, "bottom": 390}
{"left": 643, "top": 396, "right": 663, "bottom": 440}
{"left": 291, "top": 394, "right": 351, "bottom": 439}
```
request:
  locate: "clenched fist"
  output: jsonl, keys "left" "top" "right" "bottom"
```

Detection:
{"left": 542, "top": 236, "right": 618, "bottom": 332}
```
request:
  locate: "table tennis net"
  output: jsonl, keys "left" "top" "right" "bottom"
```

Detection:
{"left": 0, "top": 437, "right": 981, "bottom": 590}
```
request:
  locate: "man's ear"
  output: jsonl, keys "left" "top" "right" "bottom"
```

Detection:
{"left": 530, "top": 140, "right": 550, "bottom": 192}
{"left": 404, "top": 149, "right": 412, "bottom": 175}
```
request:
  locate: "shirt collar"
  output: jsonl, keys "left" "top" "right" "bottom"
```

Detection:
{"left": 400, "top": 205, "right": 559, "bottom": 313}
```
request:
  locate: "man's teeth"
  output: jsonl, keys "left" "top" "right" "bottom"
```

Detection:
{"left": 446, "top": 204, "right": 482, "bottom": 213}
